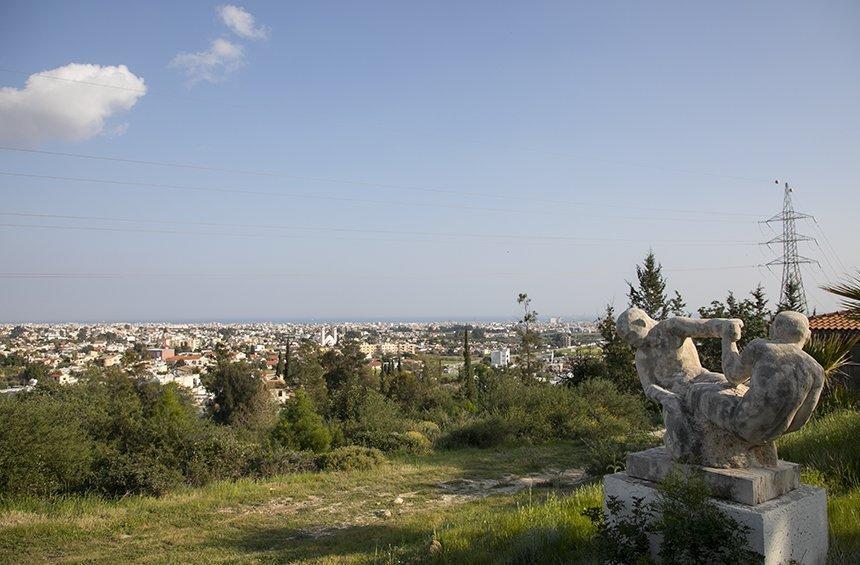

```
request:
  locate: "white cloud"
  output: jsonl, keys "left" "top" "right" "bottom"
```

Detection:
{"left": 169, "top": 38, "right": 245, "bottom": 85}
{"left": 218, "top": 5, "right": 268, "bottom": 40}
{"left": 0, "top": 64, "right": 146, "bottom": 145}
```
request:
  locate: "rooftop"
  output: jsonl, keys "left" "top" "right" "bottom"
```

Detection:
{"left": 808, "top": 310, "right": 860, "bottom": 332}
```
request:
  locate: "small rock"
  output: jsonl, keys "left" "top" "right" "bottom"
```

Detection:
{"left": 428, "top": 540, "right": 442, "bottom": 555}
{"left": 374, "top": 509, "right": 392, "bottom": 518}
{"left": 393, "top": 497, "right": 404, "bottom": 505}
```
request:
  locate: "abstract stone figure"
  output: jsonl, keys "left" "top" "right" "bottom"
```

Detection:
{"left": 686, "top": 311, "right": 825, "bottom": 466}
{"left": 616, "top": 308, "right": 740, "bottom": 462}
{"left": 617, "top": 308, "right": 826, "bottom": 469}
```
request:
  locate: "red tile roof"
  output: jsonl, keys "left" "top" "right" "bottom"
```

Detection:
{"left": 808, "top": 311, "right": 860, "bottom": 332}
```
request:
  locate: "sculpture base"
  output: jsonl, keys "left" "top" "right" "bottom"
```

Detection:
{"left": 604, "top": 472, "right": 828, "bottom": 565}
{"left": 627, "top": 447, "right": 799, "bottom": 505}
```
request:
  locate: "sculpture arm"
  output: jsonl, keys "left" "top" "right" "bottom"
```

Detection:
{"left": 722, "top": 339, "right": 755, "bottom": 385}
{"left": 635, "top": 356, "right": 676, "bottom": 403}
{"left": 665, "top": 317, "right": 737, "bottom": 340}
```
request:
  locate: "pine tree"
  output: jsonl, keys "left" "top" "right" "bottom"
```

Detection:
{"left": 747, "top": 284, "right": 771, "bottom": 339}
{"left": 777, "top": 278, "right": 805, "bottom": 314}
{"left": 697, "top": 285, "right": 771, "bottom": 371}
{"left": 627, "top": 251, "right": 685, "bottom": 320}
{"left": 597, "top": 304, "right": 638, "bottom": 393}
{"left": 517, "top": 293, "right": 541, "bottom": 381}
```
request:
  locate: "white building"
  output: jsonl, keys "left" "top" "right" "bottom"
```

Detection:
{"left": 490, "top": 348, "right": 511, "bottom": 367}
{"left": 319, "top": 326, "right": 339, "bottom": 347}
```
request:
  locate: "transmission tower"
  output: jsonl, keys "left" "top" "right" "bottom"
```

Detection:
{"left": 763, "top": 181, "right": 817, "bottom": 313}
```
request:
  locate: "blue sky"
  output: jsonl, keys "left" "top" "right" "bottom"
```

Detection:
{"left": 0, "top": 0, "right": 858, "bottom": 322}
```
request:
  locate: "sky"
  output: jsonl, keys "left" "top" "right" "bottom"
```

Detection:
{"left": 0, "top": 0, "right": 858, "bottom": 323}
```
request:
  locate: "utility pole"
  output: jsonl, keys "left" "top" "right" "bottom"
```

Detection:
{"left": 763, "top": 181, "right": 817, "bottom": 313}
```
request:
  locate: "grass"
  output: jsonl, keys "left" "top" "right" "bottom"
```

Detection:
{"left": 778, "top": 408, "right": 859, "bottom": 494}
{"left": 777, "top": 408, "right": 860, "bottom": 562}
{"left": 429, "top": 484, "right": 602, "bottom": 564}
{"left": 1, "top": 414, "right": 858, "bottom": 563}
{"left": 0, "top": 442, "right": 598, "bottom": 563}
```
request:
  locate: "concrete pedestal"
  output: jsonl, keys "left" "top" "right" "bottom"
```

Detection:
{"left": 604, "top": 472, "right": 828, "bottom": 565}
{"left": 627, "top": 447, "right": 800, "bottom": 505}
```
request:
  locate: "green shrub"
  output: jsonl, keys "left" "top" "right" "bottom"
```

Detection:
{"left": 584, "top": 473, "right": 762, "bottom": 564}
{"left": 407, "top": 420, "right": 441, "bottom": 440}
{"left": 582, "top": 496, "right": 652, "bottom": 563}
{"left": 440, "top": 378, "right": 651, "bottom": 448}
{"left": 316, "top": 446, "right": 386, "bottom": 471}
{"left": 653, "top": 473, "right": 761, "bottom": 564}
{"left": 244, "top": 445, "right": 318, "bottom": 478}
{"left": 180, "top": 427, "right": 248, "bottom": 485}
{"left": 271, "top": 390, "right": 332, "bottom": 453}
{"left": 0, "top": 369, "right": 309, "bottom": 498}
{"left": 0, "top": 396, "right": 94, "bottom": 496}
{"left": 89, "top": 450, "right": 184, "bottom": 497}
{"left": 402, "top": 430, "right": 432, "bottom": 454}
{"left": 438, "top": 414, "right": 518, "bottom": 448}
{"left": 349, "top": 430, "right": 432, "bottom": 454}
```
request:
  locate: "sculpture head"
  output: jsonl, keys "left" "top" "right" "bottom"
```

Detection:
{"left": 769, "top": 311, "right": 811, "bottom": 346}
{"left": 616, "top": 307, "right": 657, "bottom": 347}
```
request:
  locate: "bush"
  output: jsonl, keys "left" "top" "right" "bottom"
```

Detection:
{"left": 349, "top": 430, "right": 432, "bottom": 454}
{"left": 244, "top": 445, "right": 318, "bottom": 478}
{"left": 438, "top": 414, "right": 518, "bottom": 448}
{"left": 407, "top": 420, "right": 441, "bottom": 440}
{"left": 402, "top": 430, "right": 432, "bottom": 454}
{"left": 582, "top": 496, "right": 651, "bottom": 564}
{"left": 0, "top": 397, "right": 94, "bottom": 496}
{"left": 584, "top": 472, "right": 762, "bottom": 564}
{"left": 180, "top": 427, "right": 248, "bottom": 485}
{"left": 316, "top": 446, "right": 386, "bottom": 471}
{"left": 90, "top": 450, "right": 184, "bottom": 497}
{"left": 0, "top": 369, "right": 310, "bottom": 498}
{"left": 653, "top": 473, "right": 761, "bottom": 564}
{"left": 439, "top": 378, "right": 651, "bottom": 448}
{"left": 271, "top": 390, "right": 332, "bottom": 453}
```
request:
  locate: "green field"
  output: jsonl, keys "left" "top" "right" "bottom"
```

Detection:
{"left": 1, "top": 437, "right": 857, "bottom": 564}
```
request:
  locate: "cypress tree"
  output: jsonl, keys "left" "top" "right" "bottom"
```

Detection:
{"left": 284, "top": 340, "right": 292, "bottom": 383}
{"left": 627, "top": 251, "right": 685, "bottom": 320}
{"left": 462, "top": 327, "right": 476, "bottom": 400}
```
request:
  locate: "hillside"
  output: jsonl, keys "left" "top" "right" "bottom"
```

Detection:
{"left": 2, "top": 428, "right": 858, "bottom": 563}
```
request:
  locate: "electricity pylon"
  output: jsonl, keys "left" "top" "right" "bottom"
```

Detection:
{"left": 763, "top": 181, "right": 817, "bottom": 313}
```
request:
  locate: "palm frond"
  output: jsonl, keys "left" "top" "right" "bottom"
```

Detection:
{"left": 822, "top": 272, "right": 860, "bottom": 318}
{"left": 821, "top": 273, "right": 860, "bottom": 318}
{"left": 804, "top": 332, "right": 858, "bottom": 382}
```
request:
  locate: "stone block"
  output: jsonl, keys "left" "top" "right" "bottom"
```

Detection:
{"left": 626, "top": 447, "right": 800, "bottom": 505}
{"left": 604, "top": 472, "right": 828, "bottom": 565}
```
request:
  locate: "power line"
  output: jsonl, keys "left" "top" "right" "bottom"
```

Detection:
{"left": 0, "top": 171, "right": 764, "bottom": 223}
{"left": 0, "top": 147, "right": 766, "bottom": 218}
{"left": 0, "top": 67, "right": 775, "bottom": 186}
{"left": 0, "top": 211, "right": 760, "bottom": 244}
{"left": 0, "top": 265, "right": 765, "bottom": 280}
{"left": 788, "top": 188, "right": 849, "bottom": 279}
{"left": 0, "top": 221, "right": 758, "bottom": 247}
{"left": 0, "top": 172, "right": 536, "bottom": 216}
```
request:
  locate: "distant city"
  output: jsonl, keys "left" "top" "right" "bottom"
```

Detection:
{"left": 0, "top": 318, "right": 600, "bottom": 402}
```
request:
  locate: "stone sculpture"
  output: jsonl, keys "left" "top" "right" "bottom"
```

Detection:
{"left": 609, "top": 309, "right": 829, "bottom": 563}
{"left": 616, "top": 309, "right": 825, "bottom": 469}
